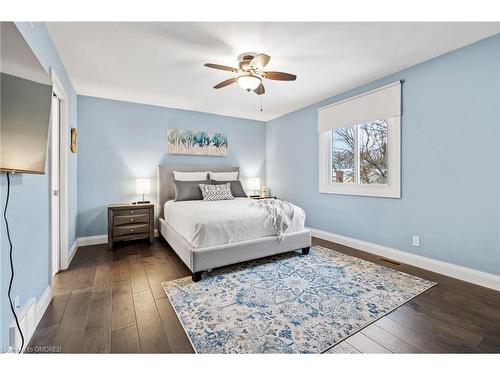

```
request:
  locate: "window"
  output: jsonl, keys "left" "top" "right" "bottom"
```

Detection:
{"left": 358, "top": 120, "right": 388, "bottom": 184}
{"left": 318, "top": 82, "right": 401, "bottom": 198}
{"left": 331, "top": 119, "right": 388, "bottom": 185}
{"left": 331, "top": 126, "right": 355, "bottom": 183}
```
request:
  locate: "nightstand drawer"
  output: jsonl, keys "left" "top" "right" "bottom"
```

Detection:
{"left": 114, "top": 223, "right": 149, "bottom": 237}
{"left": 114, "top": 214, "right": 149, "bottom": 226}
{"left": 108, "top": 203, "right": 154, "bottom": 250}
{"left": 114, "top": 208, "right": 150, "bottom": 216}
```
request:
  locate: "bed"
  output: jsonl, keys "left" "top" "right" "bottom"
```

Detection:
{"left": 157, "top": 165, "right": 311, "bottom": 281}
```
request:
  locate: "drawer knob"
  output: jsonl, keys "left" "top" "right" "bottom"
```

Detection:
{"left": 130, "top": 218, "right": 134, "bottom": 221}
{"left": 130, "top": 210, "right": 134, "bottom": 214}
{"left": 130, "top": 229, "right": 134, "bottom": 232}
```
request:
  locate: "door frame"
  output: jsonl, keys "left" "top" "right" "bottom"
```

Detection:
{"left": 50, "top": 94, "right": 61, "bottom": 277}
{"left": 50, "top": 68, "right": 70, "bottom": 273}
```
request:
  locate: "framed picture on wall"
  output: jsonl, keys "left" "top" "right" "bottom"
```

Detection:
{"left": 166, "top": 128, "right": 228, "bottom": 156}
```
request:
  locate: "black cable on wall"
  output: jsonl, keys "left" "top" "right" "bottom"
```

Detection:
{"left": 3, "top": 172, "right": 25, "bottom": 353}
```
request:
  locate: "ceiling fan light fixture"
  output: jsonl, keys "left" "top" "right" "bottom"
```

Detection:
{"left": 205, "top": 53, "right": 296, "bottom": 96}
{"left": 237, "top": 74, "right": 261, "bottom": 91}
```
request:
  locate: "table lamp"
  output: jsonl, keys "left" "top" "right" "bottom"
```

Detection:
{"left": 248, "top": 177, "right": 261, "bottom": 197}
{"left": 135, "top": 178, "right": 151, "bottom": 204}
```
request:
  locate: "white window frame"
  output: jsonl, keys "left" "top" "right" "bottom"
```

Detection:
{"left": 319, "top": 117, "right": 401, "bottom": 198}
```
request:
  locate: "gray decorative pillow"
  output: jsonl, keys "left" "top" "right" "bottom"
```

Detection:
{"left": 174, "top": 180, "right": 210, "bottom": 201}
{"left": 211, "top": 180, "right": 247, "bottom": 198}
{"left": 199, "top": 183, "right": 234, "bottom": 201}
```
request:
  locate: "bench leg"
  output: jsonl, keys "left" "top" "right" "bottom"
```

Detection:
{"left": 192, "top": 271, "right": 203, "bottom": 282}
{"left": 301, "top": 247, "right": 310, "bottom": 255}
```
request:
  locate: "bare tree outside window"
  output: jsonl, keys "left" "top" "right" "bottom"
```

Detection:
{"left": 331, "top": 119, "right": 388, "bottom": 184}
{"left": 331, "top": 127, "right": 355, "bottom": 183}
{"left": 359, "top": 120, "right": 388, "bottom": 184}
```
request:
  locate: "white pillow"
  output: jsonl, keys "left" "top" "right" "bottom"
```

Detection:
{"left": 209, "top": 171, "right": 238, "bottom": 181}
{"left": 173, "top": 171, "right": 208, "bottom": 181}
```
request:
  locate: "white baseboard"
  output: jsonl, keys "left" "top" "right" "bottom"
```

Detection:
{"left": 35, "top": 286, "right": 52, "bottom": 327}
{"left": 65, "top": 239, "right": 79, "bottom": 269}
{"left": 10, "top": 285, "right": 52, "bottom": 353}
{"left": 310, "top": 228, "right": 500, "bottom": 291}
{"left": 77, "top": 234, "right": 108, "bottom": 246}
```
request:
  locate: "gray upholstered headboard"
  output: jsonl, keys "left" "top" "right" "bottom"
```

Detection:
{"left": 156, "top": 164, "right": 240, "bottom": 220}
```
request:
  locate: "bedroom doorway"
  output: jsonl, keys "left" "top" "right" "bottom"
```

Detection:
{"left": 50, "top": 93, "right": 61, "bottom": 278}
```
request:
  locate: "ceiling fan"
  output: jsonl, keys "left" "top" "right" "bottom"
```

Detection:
{"left": 204, "top": 53, "right": 297, "bottom": 95}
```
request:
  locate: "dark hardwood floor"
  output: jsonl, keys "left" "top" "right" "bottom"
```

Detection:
{"left": 26, "top": 237, "right": 500, "bottom": 353}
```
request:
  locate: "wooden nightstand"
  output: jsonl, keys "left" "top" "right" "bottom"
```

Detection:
{"left": 107, "top": 203, "right": 154, "bottom": 250}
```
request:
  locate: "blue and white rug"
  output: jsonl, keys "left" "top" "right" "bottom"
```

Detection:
{"left": 162, "top": 246, "right": 436, "bottom": 353}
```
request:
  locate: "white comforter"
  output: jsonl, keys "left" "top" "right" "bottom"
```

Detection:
{"left": 164, "top": 198, "right": 306, "bottom": 248}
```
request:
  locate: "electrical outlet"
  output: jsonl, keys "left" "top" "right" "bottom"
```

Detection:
{"left": 412, "top": 235, "right": 420, "bottom": 247}
{"left": 14, "top": 296, "right": 20, "bottom": 309}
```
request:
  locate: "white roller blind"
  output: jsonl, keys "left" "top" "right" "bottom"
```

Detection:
{"left": 318, "top": 81, "right": 401, "bottom": 133}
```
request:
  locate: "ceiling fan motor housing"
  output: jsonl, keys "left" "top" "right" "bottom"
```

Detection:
{"left": 238, "top": 53, "right": 258, "bottom": 71}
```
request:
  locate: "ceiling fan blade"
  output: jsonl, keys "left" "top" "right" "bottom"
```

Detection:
{"left": 204, "top": 63, "right": 238, "bottom": 72}
{"left": 262, "top": 71, "right": 297, "bottom": 81}
{"left": 249, "top": 54, "right": 271, "bottom": 70}
{"left": 213, "top": 77, "right": 237, "bottom": 89}
{"left": 253, "top": 83, "right": 265, "bottom": 95}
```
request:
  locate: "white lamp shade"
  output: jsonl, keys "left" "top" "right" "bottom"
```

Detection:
{"left": 136, "top": 178, "right": 151, "bottom": 195}
{"left": 247, "top": 177, "right": 261, "bottom": 191}
{"left": 237, "top": 75, "right": 261, "bottom": 91}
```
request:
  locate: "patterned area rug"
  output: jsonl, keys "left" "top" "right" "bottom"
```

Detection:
{"left": 162, "top": 246, "right": 436, "bottom": 353}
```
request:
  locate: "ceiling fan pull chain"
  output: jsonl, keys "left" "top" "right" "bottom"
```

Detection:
{"left": 260, "top": 95, "right": 263, "bottom": 112}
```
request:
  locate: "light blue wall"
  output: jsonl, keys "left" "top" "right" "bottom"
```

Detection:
{"left": 2, "top": 26, "right": 496, "bottom": 351}
{"left": 267, "top": 34, "right": 500, "bottom": 275}
{"left": 0, "top": 22, "right": 77, "bottom": 349}
{"left": 77, "top": 96, "right": 266, "bottom": 237}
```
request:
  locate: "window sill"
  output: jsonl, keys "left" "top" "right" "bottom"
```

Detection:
{"left": 319, "top": 184, "right": 400, "bottom": 198}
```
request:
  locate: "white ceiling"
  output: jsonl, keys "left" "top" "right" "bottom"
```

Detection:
{"left": 46, "top": 22, "right": 499, "bottom": 121}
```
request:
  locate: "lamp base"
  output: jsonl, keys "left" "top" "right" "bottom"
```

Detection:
{"left": 133, "top": 200, "right": 150, "bottom": 204}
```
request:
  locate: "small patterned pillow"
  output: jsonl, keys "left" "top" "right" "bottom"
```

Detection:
{"left": 199, "top": 183, "right": 234, "bottom": 201}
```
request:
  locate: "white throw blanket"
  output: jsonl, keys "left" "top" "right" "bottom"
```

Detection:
{"left": 251, "top": 199, "right": 296, "bottom": 241}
